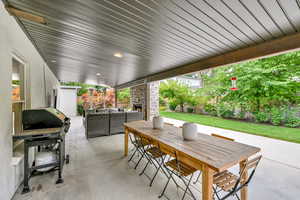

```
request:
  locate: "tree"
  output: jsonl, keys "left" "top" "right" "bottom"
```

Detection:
{"left": 117, "top": 88, "right": 130, "bottom": 103}
{"left": 105, "top": 88, "right": 115, "bottom": 107}
{"left": 201, "top": 51, "right": 300, "bottom": 112}
{"left": 160, "top": 80, "right": 193, "bottom": 112}
{"left": 60, "top": 81, "right": 107, "bottom": 97}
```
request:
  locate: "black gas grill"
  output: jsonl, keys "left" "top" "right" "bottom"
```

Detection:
{"left": 13, "top": 108, "right": 71, "bottom": 194}
{"left": 22, "top": 108, "right": 70, "bottom": 133}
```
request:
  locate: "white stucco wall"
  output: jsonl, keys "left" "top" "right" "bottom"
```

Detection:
{"left": 0, "top": 3, "right": 60, "bottom": 200}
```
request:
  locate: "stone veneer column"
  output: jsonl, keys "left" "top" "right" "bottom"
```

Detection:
{"left": 146, "top": 81, "right": 160, "bottom": 121}
{"left": 130, "top": 81, "right": 159, "bottom": 121}
{"left": 130, "top": 84, "right": 147, "bottom": 119}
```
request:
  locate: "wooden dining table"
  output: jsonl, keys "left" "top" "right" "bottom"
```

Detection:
{"left": 123, "top": 120, "right": 261, "bottom": 200}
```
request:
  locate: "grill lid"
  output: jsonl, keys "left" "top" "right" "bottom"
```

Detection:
{"left": 22, "top": 108, "right": 69, "bottom": 130}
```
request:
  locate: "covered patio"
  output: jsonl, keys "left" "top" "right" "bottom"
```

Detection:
{"left": 12, "top": 117, "right": 300, "bottom": 200}
{"left": 1, "top": 0, "right": 300, "bottom": 200}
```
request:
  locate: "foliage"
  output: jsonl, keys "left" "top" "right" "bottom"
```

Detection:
{"left": 168, "top": 99, "right": 178, "bottom": 111}
{"left": 160, "top": 111, "right": 300, "bottom": 144}
{"left": 77, "top": 101, "right": 84, "bottom": 116}
{"left": 196, "top": 51, "right": 300, "bottom": 118}
{"left": 117, "top": 88, "right": 130, "bottom": 102}
{"left": 60, "top": 81, "right": 107, "bottom": 97}
{"left": 159, "top": 96, "right": 166, "bottom": 106}
{"left": 12, "top": 80, "right": 20, "bottom": 85}
{"left": 77, "top": 88, "right": 88, "bottom": 96}
{"left": 206, "top": 52, "right": 300, "bottom": 111}
{"left": 159, "top": 106, "right": 167, "bottom": 111}
{"left": 160, "top": 80, "right": 192, "bottom": 112}
{"left": 285, "top": 109, "right": 300, "bottom": 128}
{"left": 105, "top": 89, "right": 115, "bottom": 107}
{"left": 270, "top": 107, "right": 284, "bottom": 125}
{"left": 116, "top": 88, "right": 130, "bottom": 108}
{"left": 285, "top": 116, "right": 300, "bottom": 128}
{"left": 187, "top": 96, "right": 198, "bottom": 108}
{"left": 187, "top": 107, "right": 194, "bottom": 113}
{"left": 204, "top": 104, "right": 217, "bottom": 116}
{"left": 237, "top": 111, "right": 246, "bottom": 120}
{"left": 217, "top": 103, "right": 234, "bottom": 118}
{"left": 253, "top": 111, "right": 269, "bottom": 123}
{"left": 159, "top": 51, "right": 300, "bottom": 128}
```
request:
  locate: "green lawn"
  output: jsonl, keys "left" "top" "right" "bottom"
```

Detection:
{"left": 160, "top": 111, "right": 300, "bottom": 144}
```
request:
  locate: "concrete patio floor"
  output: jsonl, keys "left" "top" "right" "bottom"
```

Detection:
{"left": 13, "top": 117, "right": 300, "bottom": 200}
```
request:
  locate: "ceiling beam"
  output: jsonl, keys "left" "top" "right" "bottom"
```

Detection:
{"left": 115, "top": 78, "right": 147, "bottom": 90}
{"left": 116, "top": 32, "right": 300, "bottom": 88}
{"left": 5, "top": 5, "right": 46, "bottom": 24}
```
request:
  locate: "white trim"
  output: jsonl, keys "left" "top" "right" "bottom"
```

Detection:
{"left": 59, "top": 85, "right": 81, "bottom": 89}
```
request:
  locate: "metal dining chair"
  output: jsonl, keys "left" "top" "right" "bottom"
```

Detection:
{"left": 213, "top": 155, "right": 262, "bottom": 200}
{"left": 128, "top": 133, "right": 150, "bottom": 169}
{"left": 193, "top": 133, "right": 235, "bottom": 184}
{"left": 158, "top": 146, "right": 197, "bottom": 200}
{"left": 137, "top": 136, "right": 170, "bottom": 187}
{"left": 139, "top": 122, "right": 182, "bottom": 187}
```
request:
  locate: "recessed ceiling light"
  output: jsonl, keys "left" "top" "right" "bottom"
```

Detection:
{"left": 51, "top": 60, "right": 56, "bottom": 63}
{"left": 96, "top": 73, "right": 101, "bottom": 76}
{"left": 113, "top": 52, "right": 123, "bottom": 58}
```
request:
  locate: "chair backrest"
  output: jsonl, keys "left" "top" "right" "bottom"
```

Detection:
{"left": 133, "top": 133, "right": 152, "bottom": 149}
{"left": 235, "top": 155, "right": 262, "bottom": 190}
{"left": 211, "top": 133, "right": 234, "bottom": 141}
{"left": 157, "top": 141, "right": 176, "bottom": 158}
{"left": 128, "top": 132, "right": 137, "bottom": 145}
{"left": 240, "top": 155, "right": 262, "bottom": 180}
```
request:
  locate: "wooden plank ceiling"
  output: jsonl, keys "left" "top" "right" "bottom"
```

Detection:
{"left": 4, "top": 0, "right": 300, "bottom": 87}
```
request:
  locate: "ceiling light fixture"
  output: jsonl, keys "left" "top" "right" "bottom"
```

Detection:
{"left": 51, "top": 60, "right": 56, "bottom": 63}
{"left": 96, "top": 73, "right": 101, "bottom": 76}
{"left": 113, "top": 52, "right": 123, "bottom": 58}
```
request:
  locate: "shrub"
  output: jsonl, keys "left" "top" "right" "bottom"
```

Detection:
{"left": 220, "top": 110, "right": 234, "bottom": 118}
{"left": 77, "top": 88, "right": 88, "bottom": 96}
{"left": 285, "top": 116, "right": 300, "bottom": 128}
{"left": 187, "top": 107, "right": 194, "bottom": 113}
{"left": 270, "top": 107, "right": 284, "bottom": 125}
{"left": 77, "top": 103, "right": 84, "bottom": 116}
{"left": 285, "top": 109, "right": 300, "bottom": 128}
{"left": 159, "top": 96, "right": 166, "bottom": 106}
{"left": 168, "top": 100, "right": 178, "bottom": 111}
{"left": 237, "top": 111, "right": 246, "bottom": 120}
{"left": 159, "top": 106, "right": 166, "bottom": 111}
{"left": 253, "top": 111, "right": 269, "bottom": 123}
{"left": 217, "top": 104, "right": 234, "bottom": 118}
{"left": 204, "top": 104, "right": 217, "bottom": 116}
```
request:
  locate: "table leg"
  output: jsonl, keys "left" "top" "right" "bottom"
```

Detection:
{"left": 202, "top": 165, "right": 214, "bottom": 200}
{"left": 22, "top": 141, "right": 30, "bottom": 194}
{"left": 56, "top": 140, "right": 64, "bottom": 184}
{"left": 240, "top": 159, "right": 248, "bottom": 200}
{"left": 124, "top": 127, "right": 128, "bottom": 156}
